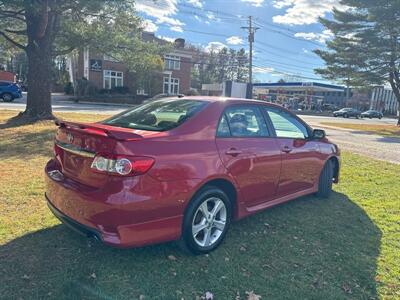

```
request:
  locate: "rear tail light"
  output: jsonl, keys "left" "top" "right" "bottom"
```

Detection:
{"left": 91, "top": 155, "right": 155, "bottom": 176}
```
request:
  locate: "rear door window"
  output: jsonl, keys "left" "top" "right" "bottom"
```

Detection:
{"left": 217, "top": 105, "right": 269, "bottom": 137}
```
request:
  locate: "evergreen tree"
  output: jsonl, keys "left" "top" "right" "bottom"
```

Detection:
{"left": 315, "top": 1, "right": 400, "bottom": 124}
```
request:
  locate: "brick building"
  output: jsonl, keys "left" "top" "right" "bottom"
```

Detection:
{"left": 67, "top": 32, "right": 193, "bottom": 97}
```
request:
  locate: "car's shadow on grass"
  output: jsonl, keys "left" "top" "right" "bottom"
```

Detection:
{"left": 0, "top": 192, "right": 381, "bottom": 299}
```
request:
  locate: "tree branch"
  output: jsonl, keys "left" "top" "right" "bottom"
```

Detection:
{"left": 4, "top": 28, "right": 27, "bottom": 35}
{"left": 0, "top": 10, "right": 26, "bottom": 22}
{"left": 52, "top": 46, "right": 75, "bottom": 56}
{"left": 0, "top": 31, "right": 26, "bottom": 50}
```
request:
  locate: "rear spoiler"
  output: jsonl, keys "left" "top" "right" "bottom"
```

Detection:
{"left": 55, "top": 120, "right": 143, "bottom": 141}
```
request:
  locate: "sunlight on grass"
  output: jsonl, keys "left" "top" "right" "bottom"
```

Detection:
{"left": 321, "top": 122, "right": 400, "bottom": 138}
{"left": 0, "top": 110, "right": 399, "bottom": 299}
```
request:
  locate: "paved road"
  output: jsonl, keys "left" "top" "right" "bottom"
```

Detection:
{"left": 0, "top": 93, "right": 130, "bottom": 114}
{"left": 2, "top": 96, "right": 399, "bottom": 163}
{"left": 300, "top": 115, "right": 400, "bottom": 164}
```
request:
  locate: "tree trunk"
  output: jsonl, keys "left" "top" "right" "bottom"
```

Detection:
{"left": 23, "top": 46, "right": 53, "bottom": 120}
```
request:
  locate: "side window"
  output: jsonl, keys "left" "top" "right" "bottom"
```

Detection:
{"left": 217, "top": 106, "right": 269, "bottom": 137}
{"left": 265, "top": 107, "right": 309, "bottom": 139}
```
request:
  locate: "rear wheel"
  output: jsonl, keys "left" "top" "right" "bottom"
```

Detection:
{"left": 181, "top": 186, "right": 232, "bottom": 254}
{"left": 343, "top": 113, "right": 348, "bottom": 118}
{"left": 317, "top": 160, "right": 334, "bottom": 198}
{"left": 1, "top": 93, "right": 13, "bottom": 102}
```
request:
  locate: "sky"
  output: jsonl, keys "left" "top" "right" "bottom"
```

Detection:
{"left": 136, "top": 0, "right": 344, "bottom": 84}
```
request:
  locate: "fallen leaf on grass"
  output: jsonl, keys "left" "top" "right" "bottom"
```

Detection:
{"left": 205, "top": 291, "right": 214, "bottom": 300}
{"left": 246, "top": 291, "right": 261, "bottom": 300}
{"left": 168, "top": 255, "right": 177, "bottom": 261}
{"left": 89, "top": 272, "right": 96, "bottom": 279}
{"left": 342, "top": 284, "right": 352, "bottom": 294}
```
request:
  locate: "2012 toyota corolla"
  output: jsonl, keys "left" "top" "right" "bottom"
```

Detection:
{"left": 45, "top": 97, "right": 340, "bottom": 254}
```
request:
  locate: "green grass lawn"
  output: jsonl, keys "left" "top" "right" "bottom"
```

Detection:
{"left": 0, "top": 110, "right": 399, "bottom": 299}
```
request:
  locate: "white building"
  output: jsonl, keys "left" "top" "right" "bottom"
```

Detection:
{"left": 370, "top": 86, "right": 399, "bottom": 115}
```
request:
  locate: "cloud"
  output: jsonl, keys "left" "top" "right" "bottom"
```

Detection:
{"left": 170, "top": 26, "right": 184, "bottom": 32}
{"left": 241, "top": 0, "right": 265, "bottom": 7}
{"left": 205, "top": 41, "right": 226, "bottom": 52}
{"left": 187, "top": 0, "right": 203, "bottom": 8}
{"left": 135, "top": 0, "right": 184, "bottom": 32}
{"left": 272, "top": 0, "right": 343, "bottom": 25}
{"left": 295, "top": 29, "right": 333, "bottom": 43}
{"left": 226, "top": 36, "right": 244, "bottom": 45}
{"left": 253, "top": 66, "right": 274, "bottom": 74}
{"left": 142, "top": 19, "right": 158, "bottom": 32}
{"left": 206, "top": 12, "right": 221, "bottom": 22}
{"left": 157, "top": 35, "right": 176, "bottom": 43}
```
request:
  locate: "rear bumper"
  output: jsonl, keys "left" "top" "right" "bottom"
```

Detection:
{"left": 46, "top": 194, "right": 102, "bottom": 241}
{"left": 45, "top": 159, "right": 196, "bottom": 248}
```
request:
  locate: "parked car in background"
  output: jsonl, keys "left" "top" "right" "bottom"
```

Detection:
{"left": 361, "top": 110, "right": 383, "bottom": 119}
{"left": 333, "top": 108, "right": 361, "bottom": 118}
{"left": 45, "top": 97, "right": 340, "bottom": 254}
{"left": 322, "top": 104, "right": 339, "bottom": 112}
{"left": 0, "top": 81, "right": 22, "bottom": 102}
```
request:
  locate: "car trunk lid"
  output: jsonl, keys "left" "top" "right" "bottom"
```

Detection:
{"left": 54, "top": 120, "right": 149, "bottom": 188}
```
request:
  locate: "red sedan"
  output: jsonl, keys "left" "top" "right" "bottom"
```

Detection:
{"left": 45, "top": 97, "right": 340, "bottom": 254}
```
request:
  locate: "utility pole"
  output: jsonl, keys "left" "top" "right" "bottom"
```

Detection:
{"left": 242, "top": 16, "right": 259, "bottom": 98}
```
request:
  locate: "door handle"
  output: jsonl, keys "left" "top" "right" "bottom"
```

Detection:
{"left": 281, "top": 146, "right": 292, "bottom": 153}
{"left": 225, "top": 148, "right": 242, "bottom": 156}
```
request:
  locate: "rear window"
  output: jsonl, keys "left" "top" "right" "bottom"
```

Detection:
{"left": 103, "top": 99, "right": 208, "bottom": 131}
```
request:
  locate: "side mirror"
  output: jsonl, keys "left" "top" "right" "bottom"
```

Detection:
{"left": 312, "top": 129, "right": 326, "bottom": 140}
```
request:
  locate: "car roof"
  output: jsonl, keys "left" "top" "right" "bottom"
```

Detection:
{"left": 160, "top": 96, "right": 283, "bottom": 108}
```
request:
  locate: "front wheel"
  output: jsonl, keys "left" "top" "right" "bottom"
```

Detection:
{"left": 1, "top": 93, "right": 14, "bottom": 102}
{"left": 317, "top": 160, "right": 334, "bottom": 198}
{"left": 181, "top": 186, "right": 232, "bottom": 254}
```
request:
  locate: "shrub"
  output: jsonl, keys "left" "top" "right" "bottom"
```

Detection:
{"left": 64, "top": 82, "right": 74, "bottom": 95}
{"left": 111, "top": 86, "right": 130, "bottom": 94}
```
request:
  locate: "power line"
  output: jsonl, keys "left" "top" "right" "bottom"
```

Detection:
{"left": 253, "top": 46, "right": 321, "bottom": 67}
{"left": 253, "top": 57, "right": 319, "bottom": 75}
{"left": 253, "top": 64, "right": 325, "bottom": 81}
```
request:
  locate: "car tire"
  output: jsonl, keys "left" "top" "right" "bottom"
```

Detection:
{"left": 1, "top": 93, "right": 14, "bottom": 102}
{"left": 316, "top": 160, "right": 334, "bottom": 198}
{"left": 343, "top": 113, "right": 348, "bottom": 118}
{"left": 180, "top": 186, "right": 232, "bottom": 255}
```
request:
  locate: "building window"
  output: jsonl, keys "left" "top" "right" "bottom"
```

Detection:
{"left": 164, "top": 55, "right": 181, "bottom": 70}
{"left": 163, "top": 77, "right": 179, "bottom": 94}
{"left": 104, "top": 70, "right": 123, "bottom": 89}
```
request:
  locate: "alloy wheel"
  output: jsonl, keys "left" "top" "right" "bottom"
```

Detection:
{"left": 191, "top": 197, "right": 227, "bottom": 247}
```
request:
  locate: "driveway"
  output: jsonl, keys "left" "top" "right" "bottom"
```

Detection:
{"left": 301, "top": 115, "right": 400, "bottom": 164}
